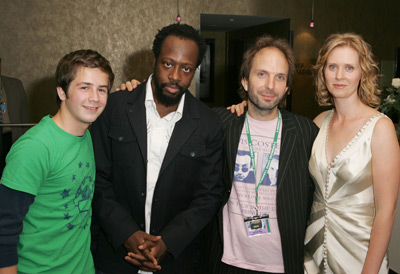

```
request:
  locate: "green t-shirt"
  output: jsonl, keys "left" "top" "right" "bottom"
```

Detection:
{"left": 1, "top": 116, "right": 95, "bottom": 274}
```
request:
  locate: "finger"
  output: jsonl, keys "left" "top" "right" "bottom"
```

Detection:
{"left": 143, "top": 235, "right": 161, "bottom": 243}
{"left": 126, "top": 251, "right": 147, "bottom": 262}
{"left": 226, "top": 106, "right": 236, "bottom": 113}
{"left": 115, "top": 88, "right": 120, "bottom": 91}
{"left": 233, "top": 106, "right": 239, "bottom": 116}
{"left": 138, "top": 236, "right": 161, "bottom": 251}
{"left": 132, "top": 79, "right": 141, "bottom": 88}
{"left": 124, "top": 255, "right": 142, "bottom": 267}
{"left": 236, "top": 105, "right": 245, "bottom": 116}
{"left": 126, "top": 81, "right": 133, "bottom": 91}
{"left": 138, "top": 241, "right": 156, "bottom": 250}
{"left": 125, "top": 253, "right": 160, "bottom": 272}
{"left": 140, "top": 248, "right": 158, "bottom": 265}
{"left": 238, "top": 107, "right": 244, "bottom": 116}
{"left": 119, "top": 83, "right": 126, "bottom": 91}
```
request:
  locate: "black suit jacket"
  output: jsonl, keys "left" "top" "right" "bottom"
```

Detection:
{"left": 201, "top": 107, "right": 318, "bottom": 274}
{"left": 91, "top": 82, "right": 224, "bottom": 273}
{"left": 1, "top": 75, "right": 29, "bottom": 141}
{"left": 1, "top": 75, "right": 28, "bottom": 174}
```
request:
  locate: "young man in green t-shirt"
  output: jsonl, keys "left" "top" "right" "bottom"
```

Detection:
{"left": 0, "top": 49, "right": 114, "bottom": 274}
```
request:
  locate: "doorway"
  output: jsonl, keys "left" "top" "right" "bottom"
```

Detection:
{"left": 198, "top": 14, "right": 291, "bottom": 108}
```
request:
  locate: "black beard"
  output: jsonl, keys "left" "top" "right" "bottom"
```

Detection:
{"left": 153, "top": 73, "right": 186, "bottom": 107}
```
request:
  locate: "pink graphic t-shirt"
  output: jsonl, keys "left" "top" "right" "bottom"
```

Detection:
{"left": 221, "top": 114, "right": 284, "bottom": 272}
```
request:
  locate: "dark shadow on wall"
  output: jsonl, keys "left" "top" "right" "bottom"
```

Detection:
{"left": 123, "top": 49, "right": 154, "bottom": 82}
{"left": 28, "top": 76, "right": 58, "bottom": 123}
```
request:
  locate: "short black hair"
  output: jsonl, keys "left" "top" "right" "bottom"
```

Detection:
{"left": 152, "top": 23, "right": 207, "bottom": 67}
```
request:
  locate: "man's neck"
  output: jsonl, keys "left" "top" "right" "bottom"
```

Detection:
{"left": 247, "top": 103, "right": 279, "bottom": 121}
{"left": 52, "top": 111, "right": 87, "bottom": 136}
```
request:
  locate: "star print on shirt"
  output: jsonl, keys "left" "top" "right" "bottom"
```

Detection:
{"left": 61, "top": 189, "right": 70, "bottom": 198}
{"left": 62, "top": 160, "right": 94, "bottom": 231}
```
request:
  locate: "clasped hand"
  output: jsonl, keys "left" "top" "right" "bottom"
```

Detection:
{"left": 123, "top": 230, "right": 167, "bottom": 272}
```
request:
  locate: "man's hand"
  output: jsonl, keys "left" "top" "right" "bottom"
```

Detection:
{"left": 125, "top": 238, "right": 168, "bottom": 272}
{"left": 139, "top": 237, "right": 167, "bottom": 265}
{"left": 116, "top": 79, "right": 141, "bottom": 92}
{"left": 227, "top": 100, "right": 247, "bottom": 116}
{"left": 123, "top": 231, "right": 161, "bottom": 271}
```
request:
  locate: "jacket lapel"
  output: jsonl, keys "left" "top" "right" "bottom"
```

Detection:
{"left": 159, "top": 92, "right": 199, "bottom": 174}
{"left": 126, "top": 83, "right": 148, "bottom": 166}
{"left": 277, "top": 109, "right": 297, "bottom": 192}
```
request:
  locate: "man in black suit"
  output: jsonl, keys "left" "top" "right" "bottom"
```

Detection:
{"left": 200, "top": 36, "right": 319, "bottom": 273}
{"left": 0, "top": 57, "right": 29, "bottom": 174}
{"left": 90, "top": 23, "right": 224, "bottom": 274}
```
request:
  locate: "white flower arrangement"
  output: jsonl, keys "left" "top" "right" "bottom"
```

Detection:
{"left": 392, "top": 78, "right": 400, "bottom": 89}
{"left": 380, "top": 78, "right": 400, "bottom": 141}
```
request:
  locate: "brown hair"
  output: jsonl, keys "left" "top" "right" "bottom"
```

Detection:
{"left": 55, "top": 49, "right": 114, "bottom": 105}
{"left": 314, "top": 33, "right": 381, "bottom": 108}
{"left": 238, "top": 35, "right": 295, "bottom": 100}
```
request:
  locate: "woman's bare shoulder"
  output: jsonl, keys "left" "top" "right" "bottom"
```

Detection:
{"left": 313, "top": 110, "right": 331, "bottom": 128}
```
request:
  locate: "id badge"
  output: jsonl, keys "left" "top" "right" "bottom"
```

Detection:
{"left": 244, "top": 214, "right": 270, "bottom": 237}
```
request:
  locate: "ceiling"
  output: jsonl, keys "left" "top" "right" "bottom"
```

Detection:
{"left": 200, "top": 14, "right": 285, "bottom": 32}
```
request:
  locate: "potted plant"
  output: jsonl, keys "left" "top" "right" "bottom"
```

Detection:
{"left": 379, "top": 78, "right": 400, "bottom": 141}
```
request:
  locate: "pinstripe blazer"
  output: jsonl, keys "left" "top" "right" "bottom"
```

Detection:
{"left": 201, "top": 107, "right": 318, "bottom": 274}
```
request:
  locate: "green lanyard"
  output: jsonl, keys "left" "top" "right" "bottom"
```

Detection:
{"left": 245, "top": 110, "right": 281, "bottom": 215}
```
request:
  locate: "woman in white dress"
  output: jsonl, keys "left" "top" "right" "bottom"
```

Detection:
{"left": 304, "top": 33, "right": 400, "bottom": 274}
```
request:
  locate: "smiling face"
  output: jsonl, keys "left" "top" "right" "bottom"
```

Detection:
{"left": 57, "top": 67, "right": 108, "bottom": 134}
{"left": 242, "top": 47, "right": 289, "bottom": 120}
{"left": 324, "top": 46, "right": 362, "bottom": 102}
{"left": 152, "top": 35, "right": 199, "bottom": 107}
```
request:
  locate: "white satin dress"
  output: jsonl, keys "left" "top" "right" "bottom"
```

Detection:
{"left": 304, "top": 110, "right": 388, "bottom": 274}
